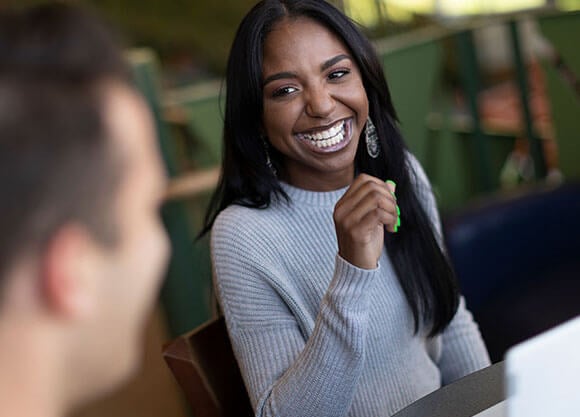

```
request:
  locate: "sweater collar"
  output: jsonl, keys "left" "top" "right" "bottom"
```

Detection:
{"left": 279, "top": 181, "right": 349, "bottom": 207}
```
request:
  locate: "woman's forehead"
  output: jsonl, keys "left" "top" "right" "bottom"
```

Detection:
{"left": 262, "top": 17, "right": 349, "bottom": 68}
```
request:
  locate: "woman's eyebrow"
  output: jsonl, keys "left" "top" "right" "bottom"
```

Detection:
{"left": 321, "top": 54, "right": 351, "bottom": 71}
{"left": 263, "top": 71, "right": 297, "bottom": 87}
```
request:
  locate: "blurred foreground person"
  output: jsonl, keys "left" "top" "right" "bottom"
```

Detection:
{"left": 0, "top": 4, "right": 170, "bottom": 417}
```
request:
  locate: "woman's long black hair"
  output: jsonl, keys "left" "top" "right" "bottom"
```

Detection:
{"left": 201, "top": 0, "right": 459, "bottom": 336}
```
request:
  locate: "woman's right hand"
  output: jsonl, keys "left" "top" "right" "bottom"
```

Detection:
{"left": 333, "top": 174, "right": 398, "bottom": 270}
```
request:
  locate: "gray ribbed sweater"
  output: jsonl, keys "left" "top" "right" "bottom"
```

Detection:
{"left": 211, "top": 158, "right": 490, "bottom": 417}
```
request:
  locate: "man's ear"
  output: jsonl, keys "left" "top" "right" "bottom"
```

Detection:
{"left": 40, "top": 224, "right": 100, "bottom": 319}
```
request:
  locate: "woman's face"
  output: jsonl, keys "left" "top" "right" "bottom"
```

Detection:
{"left": 261, "top": 17, "right": 369, "bottom": 191}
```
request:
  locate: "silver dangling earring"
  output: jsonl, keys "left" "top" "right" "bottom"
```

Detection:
{"left": 365, "top": 117, "right": 380, "bottom": 159}
{"left": 262, "top": 137, "right": 277, "bottom": 176}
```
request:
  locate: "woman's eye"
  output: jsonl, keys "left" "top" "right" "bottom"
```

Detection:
{"left": 328, "top": 69, "right": 350, "bottom": 80}
{"left": 272, "top": 86, "right": 298, "bottom": 97}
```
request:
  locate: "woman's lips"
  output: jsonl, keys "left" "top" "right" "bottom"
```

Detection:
{"left": 294, "top": 118, "right": 352, "bottom": 153}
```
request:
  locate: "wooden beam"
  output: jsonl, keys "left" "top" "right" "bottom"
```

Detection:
{"left": 164, "top": 166, "right": 220, "bottom": 202}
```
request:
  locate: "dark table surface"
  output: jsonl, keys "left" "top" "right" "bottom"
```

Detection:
{"left": 392, "top": 361, "right": 505, "bottom": 417}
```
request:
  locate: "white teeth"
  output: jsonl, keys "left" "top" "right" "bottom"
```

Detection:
{"left": 314, "top": 132, "right": 344, "bottom": 148}
{"left": 298, "top": 120, "right": 346, "bottom": 147}
{"left": 321, "top": 125, "right": 338, "bottom": 139}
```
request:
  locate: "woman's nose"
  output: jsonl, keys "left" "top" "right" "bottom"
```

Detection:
{"left": 304, "top": 84, "right": 336, "bottom": 118}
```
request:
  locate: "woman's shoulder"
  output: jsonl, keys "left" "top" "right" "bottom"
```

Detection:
{"left": 214, "top": 204, "right": 262, "bottom": 234}
{"left": 212, "top": 204, "right": 279, "bottom": 246}
{"left": 404, "top": 151, "right": 443, "bottom": 235}
{"left": 405, "top": 151, "right": 434, "bottom": 200}
{"left": 211, "top": 204, "right": 286, "bottom": 271}
{"left": 215, "top": 203, "right": 260, "bottom": 225}
{"left": 405, "top": 151, "right": 430, "bottom": 188}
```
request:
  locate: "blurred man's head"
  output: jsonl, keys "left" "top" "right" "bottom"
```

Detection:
{"left": 0, "top": 3, "right": 169, "bottom": 413}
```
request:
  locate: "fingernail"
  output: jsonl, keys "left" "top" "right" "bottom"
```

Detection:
{"left": 396, "top": 204, "right": 401, "bottom": 228}
{"left": 386, "top": 180, "right": 397, "bottom": 199}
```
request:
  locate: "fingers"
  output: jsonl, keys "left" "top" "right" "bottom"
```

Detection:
{"left": 336, "top": 188, "right": 397, "bottom": 233}
{"left": 334, "top": 174, "right": 398, "bottom": 232}
{"left": 341, "top": 173, "right": 391, "bottom": 200}
{"left": 333, "top": 174, "right": 400, "bottom": 269}
{"left": 336, "top": 175, "right": 395, "bottom": 217}
{"left": 358, "top": 205, "right": 398, "bottom": 235}
{"left": 386, "top": 179, "right": 396, "bottom": 195}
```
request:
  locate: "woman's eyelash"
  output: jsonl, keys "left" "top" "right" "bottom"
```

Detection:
{"left": 270, "top": 68, "right": 350, "bottom": 97}
{"left": 272, "top": 86, "right": 297, "bottom": 97}
{"left": 329, "top": 68, "right": 350, "bottom": 79}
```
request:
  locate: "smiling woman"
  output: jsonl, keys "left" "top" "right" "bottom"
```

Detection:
{"left": 199, "top": 1, "right": 490, "bottom": 416}
{"left": 261, "top": 19, "right": 368, "bottom": 190}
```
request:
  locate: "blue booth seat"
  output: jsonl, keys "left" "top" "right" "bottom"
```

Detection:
{"left": 443, "top": 182, "right": 580, "bottom": 362}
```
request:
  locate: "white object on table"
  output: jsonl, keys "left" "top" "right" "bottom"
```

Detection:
{"left": 506, "top": 315, "right": 580, "bottom": 417}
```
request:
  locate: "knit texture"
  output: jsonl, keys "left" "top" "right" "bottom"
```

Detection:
{"left": 211, "top": 156, "right": 490, "bottom": 417}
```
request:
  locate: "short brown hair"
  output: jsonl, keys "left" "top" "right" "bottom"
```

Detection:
{"left": 0, "top": 3, "right": 132, "bottom": 287}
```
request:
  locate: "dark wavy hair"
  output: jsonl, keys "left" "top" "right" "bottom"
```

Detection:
{"left": 202, "top": 0, "right": 458, "bottom": 336}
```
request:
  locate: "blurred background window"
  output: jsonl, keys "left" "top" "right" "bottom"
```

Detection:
{"left": 5, "top": 0, "right": 578, "bottom": 84}
{"left": 344, "top": 0, "right": 577, "bottom": 26}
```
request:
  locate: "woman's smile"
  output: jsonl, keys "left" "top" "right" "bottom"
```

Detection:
{"left": 294, "top": 118, "right": 352, "bottom": 153}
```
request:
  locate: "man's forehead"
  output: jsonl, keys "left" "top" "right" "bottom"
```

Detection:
{"left": 101, "top": 82, "right": 153, "bottom": 155}
{"left": 101, "top": 81, "right": 166, "bottom": 196}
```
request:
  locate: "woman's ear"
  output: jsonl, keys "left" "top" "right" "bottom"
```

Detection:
{"left": 40, "top": 223, "right": 101, "bottom": 319}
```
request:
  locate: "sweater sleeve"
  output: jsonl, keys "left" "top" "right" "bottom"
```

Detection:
{"left": 438, "top": 297, "right": 491, "bottom": 384}
{"left": 407, "top": 153, "right": 491, "bottom": 382}
{"left": 211, "top": 211, "right": 378, "bottom": 417}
